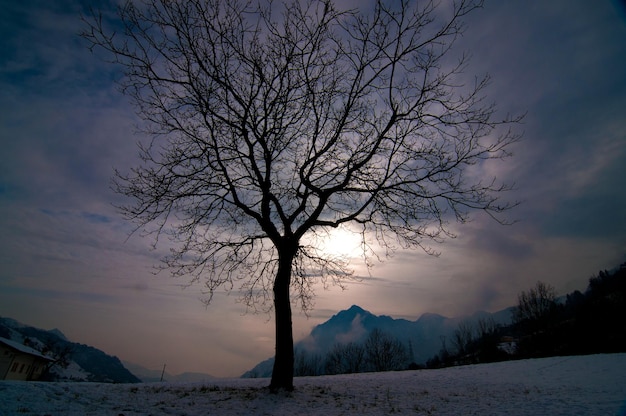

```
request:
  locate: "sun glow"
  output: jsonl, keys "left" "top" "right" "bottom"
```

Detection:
{"left": 316, "top": 225, "right": 364, "bottom": 260}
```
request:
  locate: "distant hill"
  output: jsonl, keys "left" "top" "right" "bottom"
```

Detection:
{"left": 123, "top": 361, "right": 215, "bottom": 383}
{"left": 242, "top": 305, "right": 513, "bottom": 377}
{"left": 0, "top": 317, "right": 140, "bottom": 383}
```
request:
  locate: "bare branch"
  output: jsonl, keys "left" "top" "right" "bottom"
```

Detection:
{"left": 83, "top": 0, "right": 519, "bottom": 391}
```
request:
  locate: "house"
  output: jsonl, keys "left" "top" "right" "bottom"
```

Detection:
{"left": 497, "top": 336, "right": 518, "bottom": 355}
{"left": 0, "top": 337, "right": 53, "bottom": 381}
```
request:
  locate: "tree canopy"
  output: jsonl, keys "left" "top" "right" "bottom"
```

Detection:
{"left": 83, "top": 0, "right": 520, "bottom": 391}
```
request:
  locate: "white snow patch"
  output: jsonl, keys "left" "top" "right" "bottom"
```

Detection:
{"left": 1, "top": 353, "right": 625, "bottom": 415}
{"left": 48, "top": 360, "right": 91, "bottom": 382}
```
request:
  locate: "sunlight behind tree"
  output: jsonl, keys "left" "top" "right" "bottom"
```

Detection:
{"left": 307, "top": 226, "right": 365, "bottom": 261}
{"left": 82, "top": 0, "right": 520, "bottom": 391}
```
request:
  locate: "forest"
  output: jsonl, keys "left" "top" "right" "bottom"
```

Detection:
{"left": 431, "top": 262, "right": 626, "bottom": 368}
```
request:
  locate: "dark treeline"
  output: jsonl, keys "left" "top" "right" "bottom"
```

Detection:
{"left": 428, "top": 263, "right": 626, "bottom": 369}
{"left": 293, "top": 328, "right": 411, "bottom": 377}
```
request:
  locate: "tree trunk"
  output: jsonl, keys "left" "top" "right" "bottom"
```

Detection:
{"left": 269, "top": 243, "right": 296, "bottom": 392}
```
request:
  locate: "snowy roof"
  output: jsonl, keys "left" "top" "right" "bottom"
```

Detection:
{"left": 0, "top": 337, "right": 53, "bottom": 361}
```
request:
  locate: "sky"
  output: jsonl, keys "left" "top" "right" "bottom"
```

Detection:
{"left": 0, "top": 0, "right": 625, "bottom": 378}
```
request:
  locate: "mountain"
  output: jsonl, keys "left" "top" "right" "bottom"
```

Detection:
{"left": 242, "top": 305, "right": 513, "bottom": 377}
{"left": 124, "top": 361, "right": 216, "bottom": 383}
{"left": 304, "top": 304, "right": 513, "bottom": 363}
{"left": 0, "top": 317, "right": 140, "bottom": 383}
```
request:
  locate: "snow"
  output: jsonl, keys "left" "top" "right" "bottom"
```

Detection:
{"left": 48, "top": 360, "right": 91, "bottom": 382}
{"left": 1, "top": 353, "right": 625, "bottom": 415}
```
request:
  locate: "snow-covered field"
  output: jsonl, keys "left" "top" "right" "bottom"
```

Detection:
{"left": 1, "top": 353, "right": 625, "bottom": 415}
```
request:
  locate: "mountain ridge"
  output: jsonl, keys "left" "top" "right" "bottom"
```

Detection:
{"left": 242, "top": 304, "right": 514, "bottom": 377}
{"left": 123, "top": 361, "right": 216, "bottom": 383}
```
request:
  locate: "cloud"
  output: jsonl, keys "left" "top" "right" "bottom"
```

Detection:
{"left": 336, "top": 315, "right": 367, "bottom": 344}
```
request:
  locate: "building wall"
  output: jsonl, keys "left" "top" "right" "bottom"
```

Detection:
{"left": 0, "top": 344, "right": 48, "bottom": 381}
{"left": 0, "top": 344, "right": 14, "bottom": 379}
{"left": 29, "top": 358, "right": 47, "bottom": 380}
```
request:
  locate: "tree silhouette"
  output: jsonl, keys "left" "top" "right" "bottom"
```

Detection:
{"left": 364, "top": 328, "right": 408, "bottom": 371}
{"left": 83, "top": 0, "right": 519, "bottom": 391}
{"left": 325, "top": 342, "right": 366, "bottom": 375}
{"left": 452, "top": 319, "right": 475, "bottom": 357}
{"left": 514, "top": 281, "right": 558, "bottom": 332}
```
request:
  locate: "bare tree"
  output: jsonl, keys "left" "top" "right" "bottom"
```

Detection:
{"left": 364, "top": 328, "right": 408, "bottom": 372}
{"left": 39, "top": 341, "right": 73, "bottom": 381}
{"left": 82, "top": 0, "right": 519, "bottom": 391}
{"left": 452, "top": 319, "right": 475, "bottom": 356}
{"left": 325, "top": 341, "right": 366, "bottom": 374}
{"left": 294, "top": 347, "right": 323, "bottom": 376}
{"left": 324, "top": 343, "right": 344, "bottom": 375}
{"left": 514, "top": 281, "right": 558, "bottom": 331}
{"left": 476, "top": 316, "right": 498, "bottom": 339}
